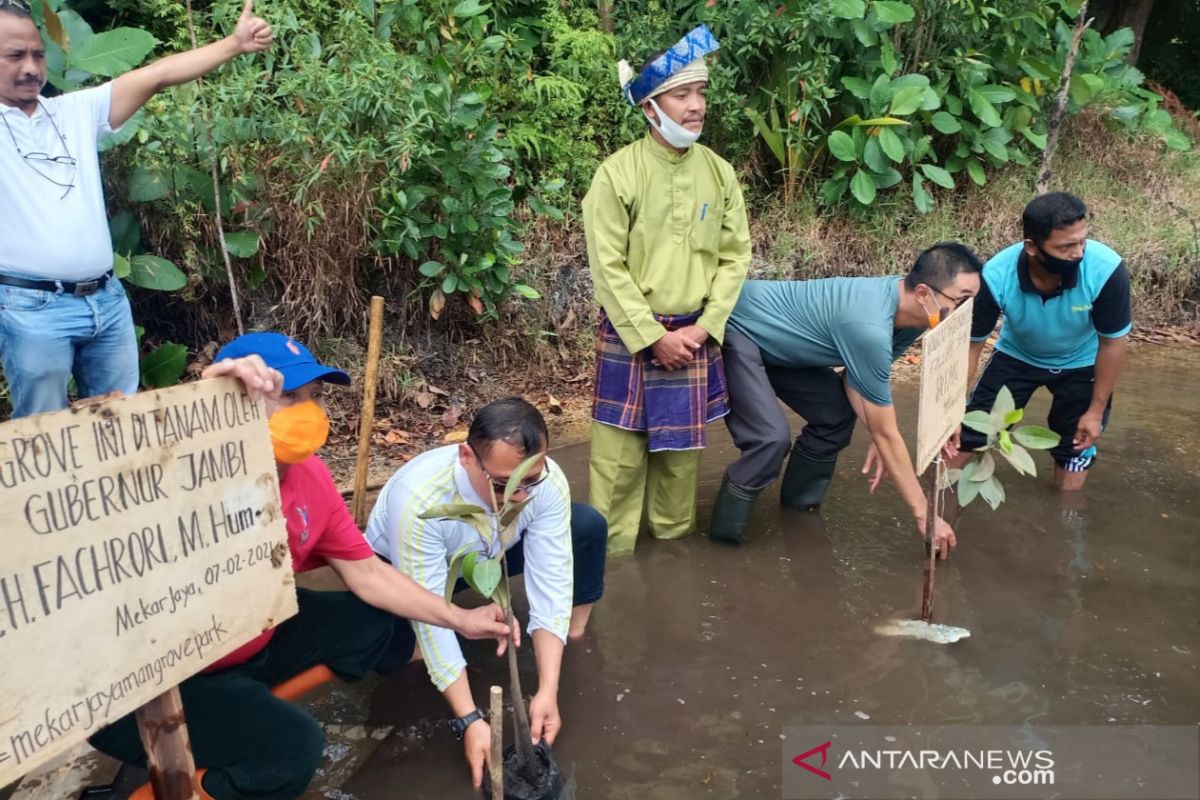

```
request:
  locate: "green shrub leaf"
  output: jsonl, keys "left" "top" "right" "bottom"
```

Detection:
{"left": 850, "top": 169, "right": 877, "bottom": 205}
{"left": 828, "top": 130, "right": 858, "bottom": 162}
{"left": 830, "top": 0, "right": 867, "bottom": 19}
{"left": 140, "top": 341, "right": 187, "bottom": 389}
{"left": 878, "top": 126, "right": 905, "bottom": 162}
{"left": 968, "top": 89, "right": 1002, "bottom": 127}
{"left": 872, "top": 1, "right": 916, "bottom": 24}
{"left": 67, "top": 28, "right": 157, "bottom": 77}
{"left": 931, "top": 111, "right": 962, "bottom": 134}
{"left": 920, "top": 163, "right": 955, "bottom": 189}
{"left": 128, "top": 255, "right": 186, "bottom": 291}
{"left": 223, "top": 231, "right": 260, "bottom": 259}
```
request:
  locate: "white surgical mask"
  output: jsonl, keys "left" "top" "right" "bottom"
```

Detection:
{"left": 647, "top": 98, "right": 703, "bottom": 149}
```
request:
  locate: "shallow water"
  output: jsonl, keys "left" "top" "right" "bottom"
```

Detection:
{"left": 341, "top": 345, "right": 1200, "bottom": 799}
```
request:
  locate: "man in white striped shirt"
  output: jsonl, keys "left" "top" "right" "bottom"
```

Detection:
{"left": 364, "top": 397, "right": 606, "bottom": 790}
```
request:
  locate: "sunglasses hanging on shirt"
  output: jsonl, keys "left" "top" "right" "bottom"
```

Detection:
{"left": 2, "top": 101, "right": 78, "bottom": 199}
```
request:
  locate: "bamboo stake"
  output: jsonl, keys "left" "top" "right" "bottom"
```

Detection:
{"left": 920, "top": 466, "right": 939, "bottom": 622}
{"left": 1037, "top": 1, "right": 1091, "bottom": 195}
{"left": 351, "top": 296, "right": 385, "bottom": 526}
{"left": 134, "top": 688, "right": 198, "bottom": 800}
{"left": 489, "top": 685, "right": 504, "bottom": 800}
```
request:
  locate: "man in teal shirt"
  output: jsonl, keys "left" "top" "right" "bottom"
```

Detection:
{"left": 710, "top": 242, "right": 982, "bottom": 553}
{"left": 959, "top": 192, "right": 1131, "bottom": 490}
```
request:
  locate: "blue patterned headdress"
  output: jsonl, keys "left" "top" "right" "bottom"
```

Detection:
{"left": 618, "top": 25, "right": 719, "bottom": 106}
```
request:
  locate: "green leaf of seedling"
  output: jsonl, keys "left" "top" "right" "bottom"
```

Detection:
{"left": 1013, "top": 425, "right": 1061, "bottom": 450}
{"left": 978, "top": 475, "right": 1005, "bottom": 509}
{"left": 504, "top": 453, "right": 545, "bottom": 503}
{"left": 939, "top": 468, "right": 963, "bottom": 490}
{"left": 444, "top": 549, "right": 471, "bottom": 603}
{"left": 419, "top": 260, "right": 445, "bottom": 277}
{"left": 999, "top": 429, "right": 1013, "bottom": 455}
{"left": 1004, "top": 408, "right": 1024, "bottom": 426}
{"left": 999, "top": 441, "right": 1037, "bottom": 476}
{"left": 969, "top": 451, "right": 995, "bottom": 481}
{"left": 462, "top": 552, "right": 502, "bottom": 599}
{"left": 499, "top": 496, "right": 533, "bottom": 545}
{"left": 990, "top": 385, "right": 1016, "bottom": 428}
{"left": 957, "top": 466, "right": 982, "bottom": 507}
{"left": 828, "top": 130, "right": 858, "bottom": 162}
{"left": 419, "top": 503, "right": 487, "bottom": 520}
{"left": 962, "top": 410, "right": 997, "bottom": 436}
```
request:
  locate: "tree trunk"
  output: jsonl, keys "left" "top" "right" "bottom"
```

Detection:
{"left": 597, "top": 0, "right": 613, "bottom": 33}
{"left": 1120, "top": 0, "right": 1156, "bottom": 63}
{"left": 1037, "top": 1, "right": 1091, "bottom": 195}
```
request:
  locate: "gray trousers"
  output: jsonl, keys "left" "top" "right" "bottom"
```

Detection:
{"left": 721, "top": 327, "right": 859, "bottom": 491}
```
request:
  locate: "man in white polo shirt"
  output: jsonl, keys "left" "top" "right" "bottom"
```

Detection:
{"left": 0, "top": 0, "right": 271, "bottom": 418}
{"left": 365, "top": 397, "right": 607, "bottom": 791}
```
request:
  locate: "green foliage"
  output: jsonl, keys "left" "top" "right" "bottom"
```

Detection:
{"left": 139, "top": 341, "right": 188, "bottom": 388}
{"left": 945, "top": 386, "right": 1061, "bottom": 509}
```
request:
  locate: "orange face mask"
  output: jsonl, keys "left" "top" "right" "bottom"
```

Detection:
{"left": 268, "top": 400, "right": 329, "bottom": 464}
{"left": 918, "top": 293, "right": 941, "bottom": 328}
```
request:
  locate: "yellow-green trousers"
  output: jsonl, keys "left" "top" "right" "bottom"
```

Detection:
{"left": 588, "top": 420, "right": 702, "bottom": 555}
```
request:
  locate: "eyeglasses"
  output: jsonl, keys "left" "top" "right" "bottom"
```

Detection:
{"left": 930, "top": 286, "right": 972, "bottom": 308}
{"left": 469, "top": 444, "right": 550, "bottom": 498}
{"left": 2, "top": 101, "right": 77, "bottom": 198}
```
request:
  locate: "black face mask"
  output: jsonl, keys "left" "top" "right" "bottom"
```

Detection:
{"left": 1036, "top": 247, "right": 1083, "bottom": 277}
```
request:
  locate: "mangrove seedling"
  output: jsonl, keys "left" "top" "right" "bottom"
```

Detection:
{"left": 945, "top": 385, "right": 1062, "bottom": 508}
{"left": 417, "top": 453, "right": 557, "bottom": 791}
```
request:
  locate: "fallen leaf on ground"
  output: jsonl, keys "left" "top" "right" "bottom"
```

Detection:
{"left": 441, "top": 404, "right": 464, "bottom": 428}
{"left": 444, "top": 430, "right": 468, "bottom": 443}
{"left": 414, "top": 390, "right": 434, "bottom": 409}
{"left": 547, "top": 394, "right": 563, "bottom": 414}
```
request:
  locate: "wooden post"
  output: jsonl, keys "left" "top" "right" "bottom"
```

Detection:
{"left": 351, "top": 296, "right": 386, "bottom": 526}
{"left": 1037, "top": 0, "right": 1091, "bottom": 194}
{"left": 134, "top": 688, "right": 199, "bottom": 800}
{"left": 489, "top": 685, "right": 504, "bottom": 800}
{"left": 920, "top": 469, "right": 939, "bottom": 623}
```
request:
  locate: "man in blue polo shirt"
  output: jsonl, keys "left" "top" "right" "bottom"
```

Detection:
{"left": 959, "top": 192, "right": 1131, "bottom": 490}
{"left": 710, "top": 242, "right": 982, "bottom": 552}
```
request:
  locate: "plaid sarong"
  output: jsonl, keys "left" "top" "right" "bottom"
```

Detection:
{"left": 591, "top": 309, "right": 729, "bottom": 452}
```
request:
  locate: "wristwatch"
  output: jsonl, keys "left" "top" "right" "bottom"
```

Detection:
{"left": 449, "top": 708, "right": 488, "bottom": 740}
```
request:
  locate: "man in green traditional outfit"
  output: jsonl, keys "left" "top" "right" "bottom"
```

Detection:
{"left": 583, "top": 25, "right": 752, "bottom": 555}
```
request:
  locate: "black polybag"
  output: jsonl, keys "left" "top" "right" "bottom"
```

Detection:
{"left": 481, "top": 740, "right": 565, "bottom": 800}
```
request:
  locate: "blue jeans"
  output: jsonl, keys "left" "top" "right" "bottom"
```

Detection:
{"left": 0, "top": 274, "right": 139, "bottom": 418}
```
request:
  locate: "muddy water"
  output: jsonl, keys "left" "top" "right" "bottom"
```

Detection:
{"left": 341, "top": 345, "right": 1200, "bottom": 799}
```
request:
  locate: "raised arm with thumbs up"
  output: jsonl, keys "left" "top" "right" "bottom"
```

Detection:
{"left": 109, "top": 0, "right": 273, "bottom": 128}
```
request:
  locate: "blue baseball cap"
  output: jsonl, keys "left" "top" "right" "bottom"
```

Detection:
{"left": 215, "top": 332, "right": 351, "bottom": 392}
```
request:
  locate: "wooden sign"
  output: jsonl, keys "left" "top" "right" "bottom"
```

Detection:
{"left": 0, "top": 379, "right": 297, "bottom": 786}
{"left": 915, "top": 297, "right": 975, "bottom": 475}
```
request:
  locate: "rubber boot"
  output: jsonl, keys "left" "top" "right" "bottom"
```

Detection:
{"left": 709, "top": 475, "right": 760, "bottom": 544}
{"left": 779, "top": 444, "right": 838, "bottom": 511}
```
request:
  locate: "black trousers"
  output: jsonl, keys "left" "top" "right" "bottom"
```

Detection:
{"left": 721, "top": 327, "right": 858, "bottom": 491}
{"left": 89, "top": 589, "right": 394, "bottom": 799}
